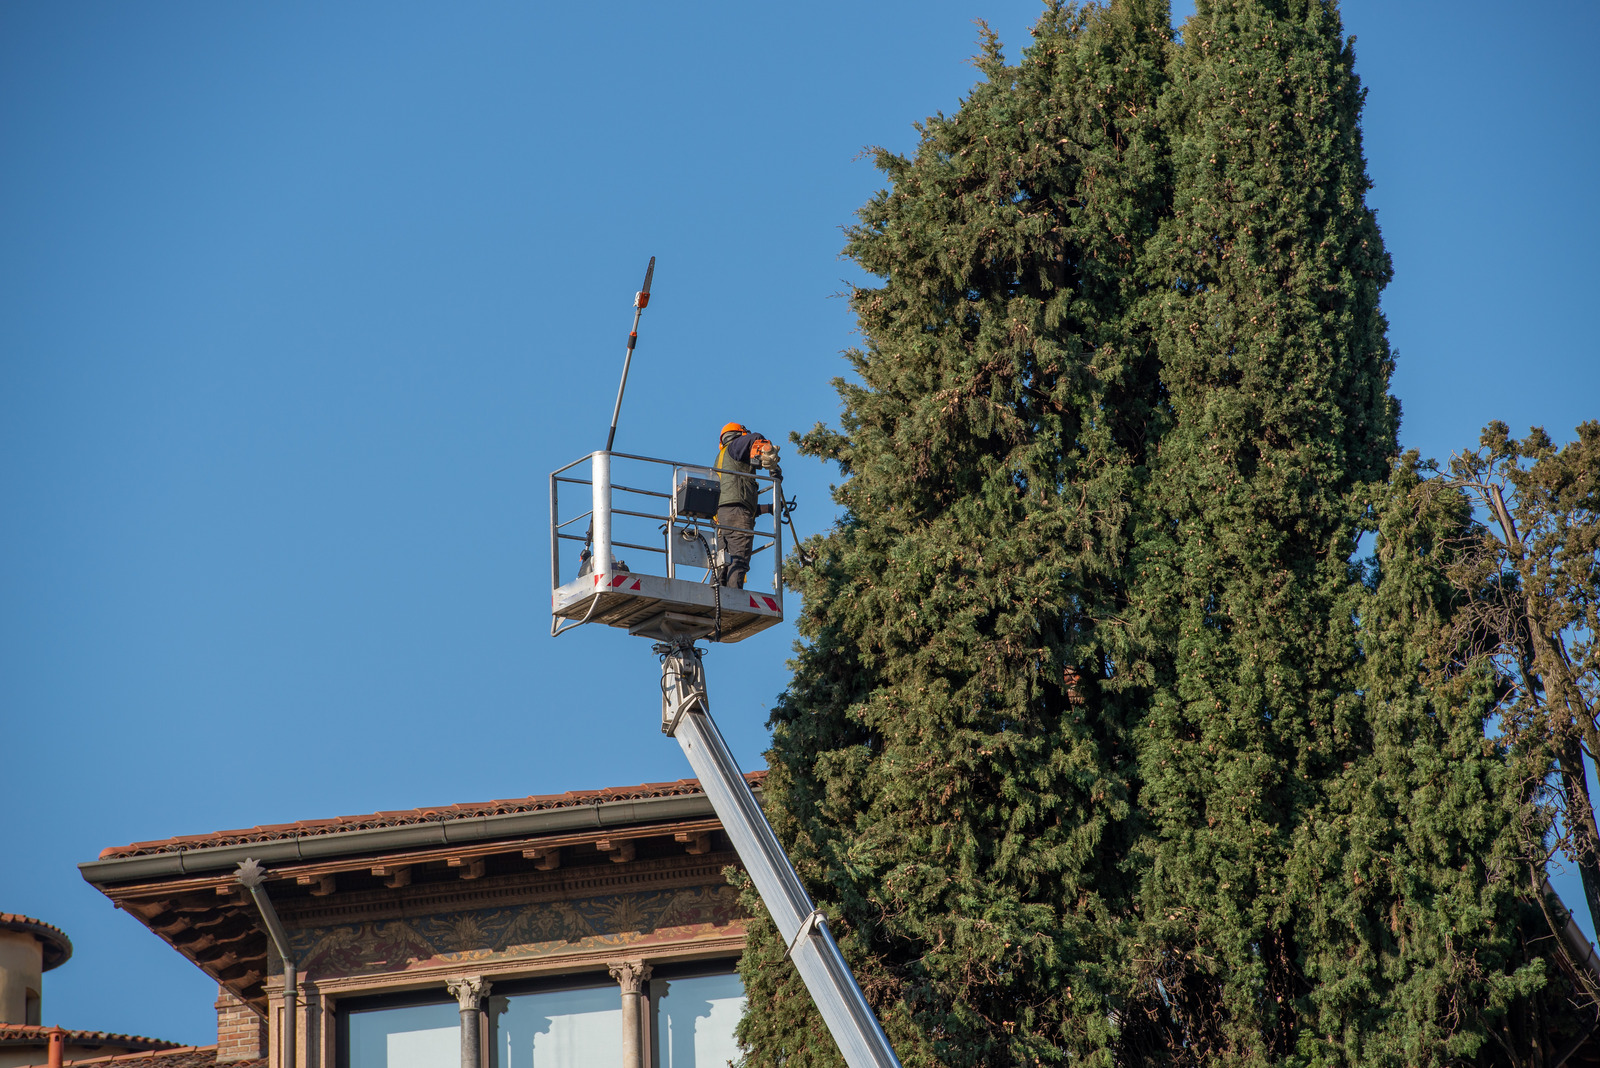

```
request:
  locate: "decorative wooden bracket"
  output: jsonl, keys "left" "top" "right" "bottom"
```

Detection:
{"left": 596, "top": 839, "right": 636, "bottom": 863}
{"left": 447, "top": 857, "right": 486, "bottom": 880}
{"left": 296, "top": 874, "right": 337, "bottom": 897}
{"left": 522, "top": 846, "right": 561, "bottom": 871}
{"left": 371, "top": 864, "right": 411, "bottom": 888}
{"left": 675, "top": 830, "right": 712, "bottom": 855}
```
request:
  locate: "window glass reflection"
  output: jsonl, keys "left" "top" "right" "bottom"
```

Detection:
{"left": 492, "top": 984, "right": 623, "bottom": 1068}
{"left": 654, "top": 973, "right": 745, "bottom": 1068}
{"left": 346, "top": 1001, "right": 459, "bottom": 1068}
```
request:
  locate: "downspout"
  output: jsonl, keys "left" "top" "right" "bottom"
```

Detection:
{"left": 237, "top": 859, "right": 297, "bottom": 1068}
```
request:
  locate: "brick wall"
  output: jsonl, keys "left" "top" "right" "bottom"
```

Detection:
{"left": 215, "top": 987, "right": 267, "bottom": 1063}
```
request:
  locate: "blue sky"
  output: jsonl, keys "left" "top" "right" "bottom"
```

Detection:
{"left": 2, "top": 0, "right": 1596, "bottom": 1046}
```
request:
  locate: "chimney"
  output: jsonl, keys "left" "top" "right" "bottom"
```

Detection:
{"left": 0, "top": 915, "right": 71, "bottom": 1026}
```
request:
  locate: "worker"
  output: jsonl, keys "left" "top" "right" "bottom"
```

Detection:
{"left": 714, "top": 422, "right": 780, "bottom": 589}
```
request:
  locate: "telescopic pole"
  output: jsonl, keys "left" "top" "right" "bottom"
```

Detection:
{"left": 605, "top": 256, "right": 655, "bottom": 453}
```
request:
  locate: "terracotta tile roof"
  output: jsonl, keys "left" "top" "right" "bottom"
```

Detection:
{"left": 13, "top": 1045, "right": 254, "bottom": 1068}
{"left": 0, "top": 1026, "right": 179, "bottom": 1052}
{"left": 0, "top": 914, "right": 72, "bottom": 969}
{"left": 99, "top": 772, "right": 766, "bottom": 859}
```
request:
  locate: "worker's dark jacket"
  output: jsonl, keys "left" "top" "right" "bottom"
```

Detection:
{"left": 715, "top": 432, "right": 763, "bottom": 511}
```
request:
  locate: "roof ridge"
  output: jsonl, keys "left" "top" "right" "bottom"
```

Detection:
{"left": 0, "top": 1025, "right": 180, "bottom": 1048}
{"left": 13, "top": 1045, "right": 259, "bottom": 1068}
{"left": 98, "top": 771, "right": 766, "bottom": 859}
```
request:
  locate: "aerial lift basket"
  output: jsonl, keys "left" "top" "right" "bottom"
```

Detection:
{"left": 549, "top": 450, "right": 785, "bottom": 642}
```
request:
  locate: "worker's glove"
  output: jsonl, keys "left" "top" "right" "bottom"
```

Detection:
{"left": 758, "top": 503, "right": 774, "bottom": 516}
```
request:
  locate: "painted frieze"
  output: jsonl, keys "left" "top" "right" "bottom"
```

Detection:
{"left": 290, "top": 884, "right": 745, "bottom": 978}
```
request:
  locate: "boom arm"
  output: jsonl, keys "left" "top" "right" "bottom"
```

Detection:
{"left": 658, "top": 639, "right": 901, "bottom": 1068}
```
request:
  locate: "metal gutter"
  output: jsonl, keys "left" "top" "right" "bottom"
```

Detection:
{"left": 79, "top": 792, "right": 723, "bottom": 886}
{"left": 1544, "top": 878, "right": 1600, "bottom": 981}
{"left": 1561, "top": 909, "right": 1600, "bottom": 981}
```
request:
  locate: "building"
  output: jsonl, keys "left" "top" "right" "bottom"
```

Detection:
{"left": 0, "top": 914, "right": 186, "bottom": 1068}
{"left": 74, "top": 776, "right": 755, "bottom": 1068}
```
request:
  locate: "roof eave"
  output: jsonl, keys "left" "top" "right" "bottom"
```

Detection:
{"left": 79, "top": 791, "right": 724, "bottom": 887}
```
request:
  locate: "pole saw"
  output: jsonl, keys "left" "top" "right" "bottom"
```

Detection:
{"left": 579, "top": 257, "right": 655, "bottom": 580}
{"left": 605, "top": 256, "right": 655, "bottom": 453}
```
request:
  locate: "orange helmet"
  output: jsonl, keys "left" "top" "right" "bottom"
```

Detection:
{"left": 721, "top": 422, "right": 749, "bottom": 438}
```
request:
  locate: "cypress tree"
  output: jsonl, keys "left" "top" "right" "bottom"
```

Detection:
{"left": 1326, "top": 457, "right": 1560, "bottom": 1063}
{"left": 1260, "top": 451, "right": 1589, "bottom": 1063}
{"left": 739, "top": 1, "right": 1588, "bottom": 1063}
{"left": 1116, "top": 0, "right": 1398, "bottom": 1058}
{"left": 736, "top": 4, "right": 1171, "bottom": 1064}
{"left": 1117, "top": 6, "right": 1590, "bottom": 1060}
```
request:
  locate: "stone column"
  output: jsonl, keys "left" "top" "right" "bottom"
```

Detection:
{"left": 445, "top": 977, "right": 490, "bottom": 1068}
{"left": 608, "top": 961, "right": 652, "bottom": 1068}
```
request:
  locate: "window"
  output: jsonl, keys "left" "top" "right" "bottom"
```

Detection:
{"left": 652, "top": 970, "right": 745, "bottom": 1068}
{"left": 344, "top": 998, "right": 458, "bottom": 1068}
{"left": 493, "top": 983, "right": 622, "bottom": 1068}
{"left": 338, "top": 967, "right": 745, "bottom": 1068}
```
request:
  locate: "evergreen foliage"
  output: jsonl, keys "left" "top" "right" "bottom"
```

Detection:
{"left": 1115, "top": 0, "right": 1398, "bottom": 1057}
{"left": 736, "top": 2, "right": 1591, "bottom": 1063}
{"left": 737, "top": 5, "right": 1170, "bottom": 1064}
{"left": 1295, "top": 456, "right": 1548, "bottom": 1062}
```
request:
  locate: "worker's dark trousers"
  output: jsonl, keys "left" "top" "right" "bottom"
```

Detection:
{"left": 716, "top": 503, "right": 754, "bottom": 589}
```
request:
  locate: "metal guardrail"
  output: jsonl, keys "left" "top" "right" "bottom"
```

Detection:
{"left": 549, "top": 451, "right": 784, "bottom": 636}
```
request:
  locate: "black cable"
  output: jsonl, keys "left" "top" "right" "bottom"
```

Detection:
{"left": 692, "top": 527, "right": 722, "bottom": 642}
{"left": 781, "top": 494, "right": 813, "bottom": 568}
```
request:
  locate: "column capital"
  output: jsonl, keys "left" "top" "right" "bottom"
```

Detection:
{"left": 607, "top": 960, "right": 652, "bottom": 996}
{"left": 445, "top": 976, "right": 492, "bottom": 1010}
